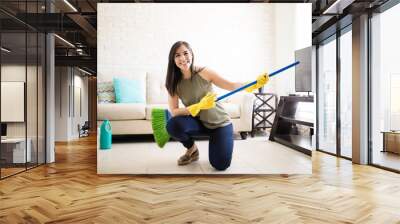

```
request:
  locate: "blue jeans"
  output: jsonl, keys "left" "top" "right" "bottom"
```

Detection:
{"left": 166, "top": 115, "right": 234, "bottom": 171}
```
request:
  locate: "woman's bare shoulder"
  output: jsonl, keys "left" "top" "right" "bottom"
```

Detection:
{"left": 194, "top": 65, "right": 206, "bottom": 73}
{"left": 196, "top": 66, "right": 214, "bottom": 81}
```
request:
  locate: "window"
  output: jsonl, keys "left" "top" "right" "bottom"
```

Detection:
{"left": 340, "top": 28, "right": 352, "bottom": 158}
{"left": 370, "top": 2, "right": 400, "bottom": 171}
{"left": 0, "top": 2, "right": 47, "bottom": 179}
{"left": 317, "top": 36, "right": 337, "bottom": 155}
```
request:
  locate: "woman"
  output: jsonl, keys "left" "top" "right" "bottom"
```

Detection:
{"left": 165, "top": 41, "right": 267, "bottom": 170}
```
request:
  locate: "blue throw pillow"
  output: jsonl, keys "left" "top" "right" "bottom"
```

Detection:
{"left": 113, "top": 77, "right": 145, "bottom": 103}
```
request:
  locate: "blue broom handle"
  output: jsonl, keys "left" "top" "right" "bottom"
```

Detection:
{"left": 216, "top": 61, "right": 300, "bottom": 102}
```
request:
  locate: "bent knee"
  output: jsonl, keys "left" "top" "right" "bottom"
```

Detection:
{"left": 210, "top": 159, "right": 231, "bottom": 171}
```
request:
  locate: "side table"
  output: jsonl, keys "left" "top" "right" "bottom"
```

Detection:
{"left": 381, "top": 131, "right": 400, "bottom": 154}
{"left": 251, "top": 93, "right": 277, "bottom": 137}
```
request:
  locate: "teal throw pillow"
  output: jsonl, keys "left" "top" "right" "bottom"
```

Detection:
{"left": 113, "top": 77, "right": 145, "bottom": 103}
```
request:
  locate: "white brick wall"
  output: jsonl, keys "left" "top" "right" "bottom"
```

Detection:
{"left": 273, "top": 4, "right": 312, "bottom": 97}
{"left": 98, "top": 3, "right": 275, "bottom": 93}
{"left": 98, "top": 3, "right": 310, "bottom": 96}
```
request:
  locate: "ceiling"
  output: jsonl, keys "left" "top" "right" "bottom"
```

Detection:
{"left": 0, "top": 0, "right": 391, "bottom": 75}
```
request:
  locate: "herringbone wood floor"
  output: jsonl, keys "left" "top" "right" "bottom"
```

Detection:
{"left": 1, "top": 135, "right": 400, "bottom": 224}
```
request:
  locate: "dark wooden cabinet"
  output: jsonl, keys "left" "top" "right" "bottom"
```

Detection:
{"left": 269, "top": 95, "right": 314, "bottom": 156}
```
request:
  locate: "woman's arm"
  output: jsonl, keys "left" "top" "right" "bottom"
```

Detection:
{"left": 168, "top": 94, "right": 191, "bottom": 117}
{"left": 199, "top": 67, "right": 244, "bottom": 91}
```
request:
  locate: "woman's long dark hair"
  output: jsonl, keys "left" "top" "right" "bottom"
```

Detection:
{"left": 165, "top": 41, "right": 196, "bottom": 96}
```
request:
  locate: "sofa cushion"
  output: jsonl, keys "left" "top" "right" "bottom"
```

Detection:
{"left": 98, "top": 103, "right": 146, "bottom": 120}
{"left": 221, "top": 103, "right": 241, "bottom": 119}
{"left": 98, "top": 71, "right": 146, "bottom": 103}
{"left": 146, "top": 71, "right": 169, "bottom": 104}
{"left": 113, "top": 77, "right": 145, "bottom": 103}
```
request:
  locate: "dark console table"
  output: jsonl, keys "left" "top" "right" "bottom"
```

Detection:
{"left": 269, "top": 95, "right": 314, "bottom": 156}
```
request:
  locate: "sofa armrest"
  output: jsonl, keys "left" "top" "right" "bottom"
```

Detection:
{"left": 228, "top": 93, "right": 254, "bottom": 132}
{"left": 241, "top": 93, "right": 255, "bottom": 131}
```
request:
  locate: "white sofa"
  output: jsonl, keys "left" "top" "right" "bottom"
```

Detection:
{"left": 97, "top": 71, "right": 255, "bottom": 139}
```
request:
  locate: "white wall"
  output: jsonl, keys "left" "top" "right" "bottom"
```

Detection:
{"left": 98, "top": 3, "right": 276, "bottom": 95}
{"left": 55, "top": 67, "right": 68, "bottom": 141}
{"left": 1, "top": 64, "right": 46, "bottom": 163}
{"left": 1, "top": 65, "right": 26, "bottom": 140}
{"left": 1, "top": 66, "right": 25, "bottom": 127}
{"left": 370, "top": 4, "right": 400, "bottom": 152}
{"left": 1, "top": 82, "right": 25, "bottom": 122}
{"left": 98, "top": 3, "right": 310, "bottom": 97}
{"left": 379, "top": 4, "right": 400, "bottom": 130}
{"left": 1, "top": 65, "right": 38, "bottom": 138}
{"left": 72, "top": 74, "right": 89, "bottom": 138}
{"left": 55, "top": 67, "right": 89, "bottom": 141}
{"left": 272, "top": 3, "right": 311, "bottom": 97}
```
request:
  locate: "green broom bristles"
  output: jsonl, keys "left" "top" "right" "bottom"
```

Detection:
{"left": 151, "top": 108, "right": 170, "bottom": 148}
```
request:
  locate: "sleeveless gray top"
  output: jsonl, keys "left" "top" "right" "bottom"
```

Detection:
{"left": 177, "top": 71, "right": 231, "bottom": 129}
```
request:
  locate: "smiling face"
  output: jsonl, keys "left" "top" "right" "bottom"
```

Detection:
{"left": 174, "top": 44, "right": 193, "bottom": 72}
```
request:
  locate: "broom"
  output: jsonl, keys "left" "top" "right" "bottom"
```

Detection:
{"left": 151, "top": 61, "right": 300, "bottom": 148}
{"left": 151, "top": 108, "right": 171, "bottom": 148}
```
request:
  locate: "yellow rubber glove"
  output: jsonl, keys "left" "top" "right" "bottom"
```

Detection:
{"left": 187, "top": 92, "right": 217, "bottom": 117}
{"left": 245, "top": 73, "right": 270, "bottom": 93}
